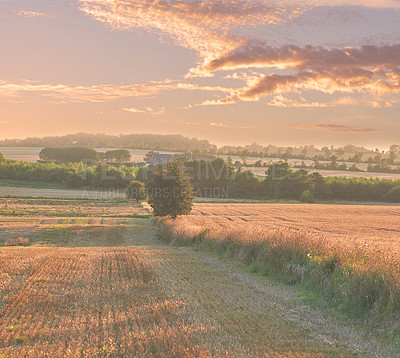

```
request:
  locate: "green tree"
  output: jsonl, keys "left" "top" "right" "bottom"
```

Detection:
{"left": 39, "top": 147, "right": 98, "bottom": 163}
{"left": 101, "top": 149, "right": 131, "bottom": 163}
{"left": 126, "top": 181, "right": 147, "bottom": 202}
{"left": 146, "top": 161, "right": 194, "bottom": 218}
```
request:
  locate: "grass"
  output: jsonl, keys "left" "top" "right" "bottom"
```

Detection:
{"left": 158, "top": 203, "right": 400, "bottom": 348}
{"left": 0, "top": 179, "right": 67, "bottom": 190}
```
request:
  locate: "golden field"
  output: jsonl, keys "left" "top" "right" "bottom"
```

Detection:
{"left": 162, "top": 203, "right": 400, "bottom": 270}
{"left": 0, "top": 198, "right": 398, "bottom": 357}
{"left": 160, "top": 202, "right": 400, "bottom": 344}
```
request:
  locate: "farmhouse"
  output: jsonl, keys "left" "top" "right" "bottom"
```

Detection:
{"left": 148, "top": 154, "right": 174, "bottom": 165}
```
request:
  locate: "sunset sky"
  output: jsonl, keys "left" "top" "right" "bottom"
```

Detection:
{"left": 0, "top": 0, "right": 399, "bottom": 149}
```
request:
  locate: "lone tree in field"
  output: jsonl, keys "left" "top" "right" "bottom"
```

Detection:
{"left": 146, "top": 161, "right": 194, "bottom": 218}
{"left": 126, "top": 181, "right": 147, "bottom": 202}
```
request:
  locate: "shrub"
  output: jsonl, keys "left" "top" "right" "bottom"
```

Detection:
{"left": 300, "top": 190, "right": 315, "bottom": 203}
{"left": 126, "top": 181, "right": 147, "bottom": 202}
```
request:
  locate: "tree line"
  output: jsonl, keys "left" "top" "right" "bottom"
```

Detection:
{"left": 2, "top": 133, "right": 399, "bottom": 166}
{"left": 1, "top": 153, "right": 400, "bottom": 202}
{"left": 0, "top": 155, "right": 137, "bottom": 188}
{"left": 0, "top": 133, "right": 215, "bottom": 153}
{"left": 135, "top": 159, "right": 400, "bottom": 203}
{"left": 39, "top": 147, "right": 131, "bottom": 164}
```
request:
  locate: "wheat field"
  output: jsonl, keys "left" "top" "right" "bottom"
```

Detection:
{"left": 164, "top": 203, "right": 400, "bottom": 265}
{"left": 1, "top": 198, "right": 398, "bottom": 356}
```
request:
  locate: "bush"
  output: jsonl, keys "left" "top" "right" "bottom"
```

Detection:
{"left": 300, "top": 190, "right": 315, "bottom": 203}
{"left": 383, "top": 186, "right": 400, "bottom": 203}
{"left": 126, "top": 181, "right": 147, "bottom": 202}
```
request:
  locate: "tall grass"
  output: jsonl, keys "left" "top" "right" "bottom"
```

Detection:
{"left": 159, "top": 217, "right": 400, "bottom": 344}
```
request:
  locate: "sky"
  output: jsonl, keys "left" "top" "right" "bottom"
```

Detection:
{"left": 0, "top": 0, "right": 399, "bottom": 149}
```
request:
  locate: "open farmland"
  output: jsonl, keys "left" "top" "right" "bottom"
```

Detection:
{"left": 175, "top": 203, "right": 400, "bottom": 258}
{"left": 160, "top": 203, "right": 400, "bottom": 350}
{"left": 161, "top": 203, "right": 400, "bottom": 288}
{"left": 0, "top": 199, "right": 398, "bottom": 357}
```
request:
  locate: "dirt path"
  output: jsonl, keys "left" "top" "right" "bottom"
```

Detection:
{"left": 0, "top": 207, "right": 396, "bottom": 357}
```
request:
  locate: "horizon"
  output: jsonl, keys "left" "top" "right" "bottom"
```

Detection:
{"left": 0, "top": 1, "right": 399, "bottom": 150}
{"left": 0, "top": 132, "right": 396, "bottom": 152}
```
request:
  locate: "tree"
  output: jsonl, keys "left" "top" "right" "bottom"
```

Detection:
{"left": 39, "top": 147, "right": 98, "bottom": 163}
{"left": 146, "top": 161, "right": 194, "bottom": 218}
{"left": 0, "top": 152, "right": 4, "bottom": 162}
{"left": 239, "top": 150, "right": 250, "bottom": 166}
{"left": 101, "top": 149, "right": 131, "bottom": 163}
{"left": 126, "top": 181, "right": 147, "bottom": 202}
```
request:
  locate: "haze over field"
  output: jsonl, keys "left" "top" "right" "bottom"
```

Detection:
{"left": 0, "top": 0, "right": 399, "bottom": 149}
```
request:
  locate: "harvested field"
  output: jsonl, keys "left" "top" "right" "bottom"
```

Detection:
{"left": 0, "top": 199, "right": 397, "bottom": 356}
{"left": 160, "top": 202, "right": 400, "bottom": 345}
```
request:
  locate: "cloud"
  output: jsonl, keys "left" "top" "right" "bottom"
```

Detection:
{"left": 210, "top": 122, "right": 229, "bottom": 127}
{"left": 123, "top": 107, "right": 146, "bottom": 113}
{"left": 204, "top": 44, "right": 400, "bottom": 104}
{"left": 18, "top": 10, "right": 46, "bottom": 18}
{"left": 268, "top": 95, "right": 329, "bottom": 108}
{"left": 78, "top": 0, "right": 307, "bottom": 63}
{"left": 124, "top": 106, "right": 166, "bottom": 115}
{"left": 76, "top": 1, "right": 400, "bottom": 107}
{"left": 306, "top": 0, "right": 400, "bottom": 8}
{"left": 288, "top": 124, "right": 380, "bottom": 133}
{"left": 204, "top": 43, "right": 400, "bottom": 73}
{"left": 0, "top": 79, "right": 232, "bottom": 103}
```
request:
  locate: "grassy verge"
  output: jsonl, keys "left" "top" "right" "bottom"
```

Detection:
{"left": 158, "top": 218, "right": 400, "bottom": 347}
{"left": 0, "top": 179, "right": 68, "bottom": 189}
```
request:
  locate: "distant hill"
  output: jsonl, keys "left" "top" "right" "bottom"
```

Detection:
{"left": 0, "top": 133, "right": 217, "bottom": 153}
{"left": 0, "top": 133, "right": 398, "bottom": 163}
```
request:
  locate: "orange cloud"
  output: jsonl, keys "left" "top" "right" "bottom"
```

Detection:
{"left": 210, "top": 61, "right": 400, "bottom": 104}
{"left": 18, "top": 10, "right": 46, "bottom": 18}
{"left": 205, "top": 44, "right": 400, "bottom": 73}
{"left": 123, "top": 107, "right": 165, "bottom": 115}
{"left": 288, "top": 124, "right": 380, "bottom": 133}
{"left": 0, "top": 79, "right": 233, "bottom": 103}
{"left": 78, "top": 0, "right": 306, "bottom": 65}
{"left": 76, "top": 1, "right": 399, "bottom": 107}
{"left": 210, "top": 122, "right": 228, "bottom": 127}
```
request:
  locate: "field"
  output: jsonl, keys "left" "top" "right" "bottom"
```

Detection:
{"left": 0, "top": 198, "right": 398, "bottom": 357}
{"left": 160, "top": 203, "right": 400, "bottom": 350}
{"left": 172, "top": 203, "right": 400, "bottom": 259}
